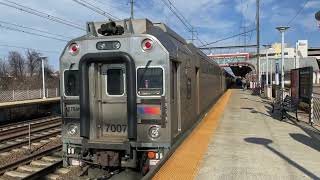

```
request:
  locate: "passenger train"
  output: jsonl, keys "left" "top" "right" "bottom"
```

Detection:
{"left": 60, "top": 18, "right": 228, "bottom": 175}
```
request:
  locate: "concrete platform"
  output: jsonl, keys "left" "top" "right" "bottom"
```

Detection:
{"left": 196, "top": 89, "right": 320, "bottom": 180}
{"left": 0, "top": 97, "right": 60, "bottom": 109}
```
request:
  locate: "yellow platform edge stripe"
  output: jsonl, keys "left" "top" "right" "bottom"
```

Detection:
{"left": 153, "top": 89, "right": 232, "bottom": 180}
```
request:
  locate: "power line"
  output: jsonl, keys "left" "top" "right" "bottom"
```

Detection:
{"left": 159, "top": 0, "right": 192, "bottom": 30}
{"left": 0, "top": 20, "right": 73, "bottom": 39}
{"left": 159, "top": 0, "right": 205, "bottom": 46}
{"left": 0, "top": 0, "right": 85, "bottom": 31}
{"left": 199, "top": 44, "right": 257, "bottom": 50}
{"left": 287, "top": 0, "right": 310, "bottom": 25}
{"left": 0, "top": 24, "right": 68, "bottom": 42}
{"left": 0, "top": 44, "right": 60, "bottom": 53}
{"left": 199, "top": 29, "right": 256, "bottom": 47}
{"left": 92, "top": 0, "right": 128, "bottom": 9}
{"left": 72, "top": 0, "right": 120, "bottom": 20}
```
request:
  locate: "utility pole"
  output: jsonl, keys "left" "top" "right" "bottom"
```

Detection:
{"left": 256, "top": 0, "right": 260, "bottom": 91}
{"left": 190, "top": 27, "right": 195, "bottom": 43}
{"left": 40, "top": 57, "right": 47, "bottom": 99}
{"left": 130, "top": 0, "right": 134, "bottom": 19}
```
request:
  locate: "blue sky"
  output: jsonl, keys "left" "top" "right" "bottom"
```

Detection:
{"left": 0, "top": 0, "right": 319, "bottom": 70}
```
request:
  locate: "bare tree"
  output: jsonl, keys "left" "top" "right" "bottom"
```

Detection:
{"left": 26, "top": 50, "right": 41, "bottom": 77}
{"left": 8, "top": 51, "right": 25, "bottom": 79}
{"left": 0, "top": 58, "right": 9, "bottom": 77}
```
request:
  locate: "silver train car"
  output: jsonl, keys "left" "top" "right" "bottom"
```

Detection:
{"left": 60, "top": 19, "right": 227, "bottom": 174}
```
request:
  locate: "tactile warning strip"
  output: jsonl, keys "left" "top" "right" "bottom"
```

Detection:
{"left": 153, "top": 90, "right": 232, "bottom": 180}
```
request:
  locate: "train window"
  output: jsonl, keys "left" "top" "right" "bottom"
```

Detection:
{"left": 64, "top": 70, "right": 79, "bottom": 96}
{"left": 106, "top": 69, "right": 124, "bottom": 95}
{"left": 137, "top": 67, "right": 163, "bottom": 96}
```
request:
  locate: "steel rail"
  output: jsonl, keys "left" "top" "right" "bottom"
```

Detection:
{"left": 0, "top": 122, "right": 61, "bottom": 142}
{"left": 0, "top": 130, "right": 61, "bottom": 154}
{"left": 0, "top": 116, "right": 60, "bottom": 131}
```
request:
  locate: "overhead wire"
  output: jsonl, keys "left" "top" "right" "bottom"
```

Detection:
{"left": 199, "top": 29, "right": 256, "bottom": 48}
{"left": 92, "top": 0, "right": 127, "bottom": 10}
{"left": 287, "top": 0, "right": 310, "bottom": 25}
{"left": 0, "top": 0, "right": 85, "bottom": 31}
{"left": 0, "top": 20, "right": 73, "bottom": 39}
{"left": 159, "top": 0, "right": 205, "bottom": 46}
{"left": 0, "top": 44, "right": 60, "bottom": 53}
{"left": 0, "top": 24, "right": 68, "bottom": 42}
{"left": 72, "top": 0, "right": 120, "bottom": 20}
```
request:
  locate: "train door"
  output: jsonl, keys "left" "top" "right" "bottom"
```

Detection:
{"left": 97, "top": 64, "right": 127, "bottom": 142}
{"left": 171, "top": 61, "right": 181, "bottom": 137}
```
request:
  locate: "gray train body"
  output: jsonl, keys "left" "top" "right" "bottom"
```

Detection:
{"left": 60, "top": 19, "right": 226, "bottom": 172}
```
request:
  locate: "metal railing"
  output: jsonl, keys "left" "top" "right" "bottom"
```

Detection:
{"left": 0, "top": 88, "right": 59, "bottom": 102}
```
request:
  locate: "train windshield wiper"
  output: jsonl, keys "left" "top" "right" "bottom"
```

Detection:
{"left": 138, "top": 60, "right": 152, "bottom": 87}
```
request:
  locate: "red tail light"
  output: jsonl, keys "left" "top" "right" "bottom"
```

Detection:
{"left": 142, "top": 39, "right": 153, "bottom": 51}
{"left": 69, "top": 43, "right": 79, "bottom": 55}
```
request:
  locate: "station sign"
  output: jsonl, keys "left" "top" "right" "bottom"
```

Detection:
{"left": 299, "top": 67, "right": 313, "bottom": 103}
{"left": 290, "top": 67, "right": 313, "bottom": 103}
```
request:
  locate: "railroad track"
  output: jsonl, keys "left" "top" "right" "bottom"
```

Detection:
{"left": 0, "top": 118, "right": 62, "bottom": 154}
{"left": 0, "top": 128, "right": 61, "bottom": 154}
{"left": 0, "top": 144, "right": 63, "bottom": 180}
{"left": 0, "top": 116, "right": 61, "bottom": 136}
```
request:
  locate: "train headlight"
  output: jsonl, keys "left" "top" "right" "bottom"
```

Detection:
{"left": 67, "top": 124, "right": 79, "bottom": 136}
{"left": 142, "top": 38, "right": 153, "bottom": 51}
{"left": 113, "top": 41, "right": 121, "bottom": 49}
{"left": 96, "top": 41, "right": 121, "bottom": 50}
{"left": 149, "top": 126, "right": 160, "bottom": 139}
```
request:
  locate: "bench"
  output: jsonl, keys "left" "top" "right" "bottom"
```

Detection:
{"left": 281, "top": 95, "right": 299, "bottom": 121}
{"left": 272, "top": 94, "right": 299, "bottom": 121}
{"left": 271, "top": 89, "right": 283, "bottom": 113}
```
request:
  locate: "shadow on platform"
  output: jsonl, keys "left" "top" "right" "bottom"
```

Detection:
{"left": 289, "top": 133, "right": 320, "bottom": 152}
{"left": 244, "top": 137, "right": 320, "bottom": 180}
{"left": 240, "top": 97, "right": 270, "bottom": 104}
{"left": 240, "top": 107, "right": 272, "bottom": 117}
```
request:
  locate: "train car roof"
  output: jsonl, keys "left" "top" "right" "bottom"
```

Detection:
{"left": 67, "top": 19, "right": 220, "bottom": 69}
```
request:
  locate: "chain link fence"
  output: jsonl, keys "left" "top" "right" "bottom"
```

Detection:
{"left": 311, "top": 92, "right": 320, "bottom": 126}
{"left": 0, "top": 88, "right": 59, "bottom": 103}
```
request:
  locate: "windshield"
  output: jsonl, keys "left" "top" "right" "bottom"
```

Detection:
{"left": 137, "top": 67, "right": 163, "bottom": 96}
{"left": 64, "top": 70, "right": 79, "bottom": 96}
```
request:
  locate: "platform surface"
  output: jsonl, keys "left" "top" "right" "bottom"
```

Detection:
{"left": 0, "top": 97, "right": 60, "bottom": 108}
{"left": 196, "top": 89, "right": 320, "bottom": 179}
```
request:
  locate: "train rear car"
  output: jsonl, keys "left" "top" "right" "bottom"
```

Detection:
{"left": 60, "top": 18, "right": 226, "bottom": 175}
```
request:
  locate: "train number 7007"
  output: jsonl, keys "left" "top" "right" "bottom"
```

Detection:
{"left": 105, "top": 124, "right": 127, "bottom": 133}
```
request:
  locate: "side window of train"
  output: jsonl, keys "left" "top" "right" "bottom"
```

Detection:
{"left": 137, "top": 67, "right": 163, "bottom": 96}
{"left": 64, "top": 70, "right": 79, "bottom": 96}
{"left": 187, "top": 78, "right": 191, "bottom": 99}
{"left": 106, "top": 69, "right": 124, "bottom": 96}
{"left": 171, "top": 62, "right": 177, "bottom": 101}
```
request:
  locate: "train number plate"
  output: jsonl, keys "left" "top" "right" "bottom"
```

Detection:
{"left": 105, "top": 124, "right": 127, "bottom": 133}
